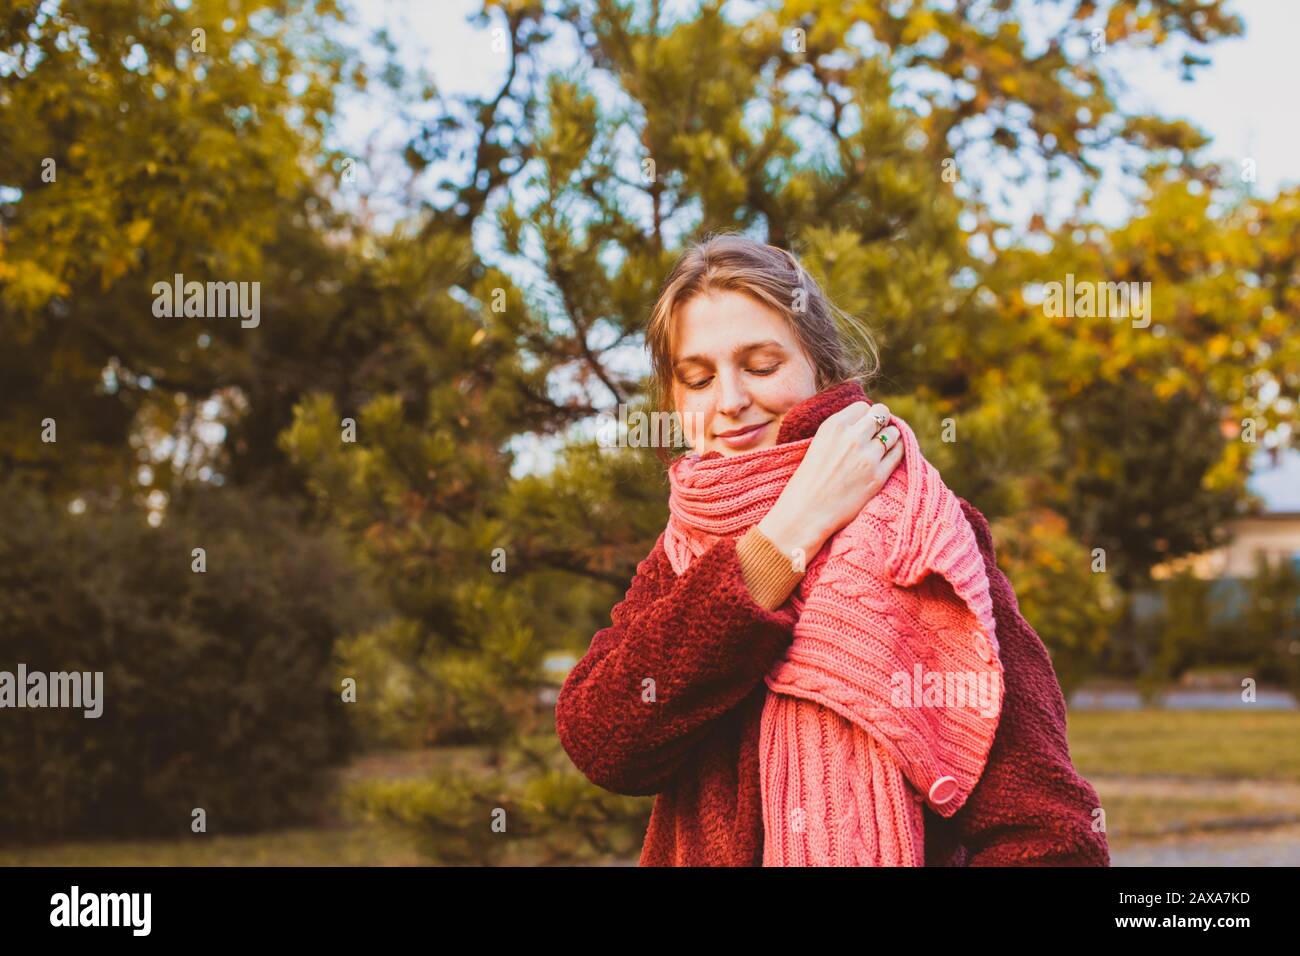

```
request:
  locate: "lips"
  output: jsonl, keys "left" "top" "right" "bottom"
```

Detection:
{"left": 714, "top": 420, "right": 770, "bottom": 450}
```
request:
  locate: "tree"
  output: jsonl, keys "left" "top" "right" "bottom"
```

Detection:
{"left": 0, "top": 0, "right": 354, "bottom": 496}
{"left": 0, "top": 0, "right": 395, "bottom": 841}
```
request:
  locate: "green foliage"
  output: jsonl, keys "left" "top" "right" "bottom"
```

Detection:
{"left": 0, "top": 477, "right": 377, "bottom": 841}
{"left": 0, "top": 0, "right": 353, "bottom": 491}
{"left": 1136, "top": 569, "right": 1218, "bottom": 703}
{"left": 989, "top": 509, "right": 1119, "bottom": 699}
{"left": 1052, "top": 378, "right": 1239, "bottom": 591}
{"left": 343, "top": 736, "right": 648, "bottom": 865}
{"left": 1242, "top": 554, "right": 1300, "bottom": 699}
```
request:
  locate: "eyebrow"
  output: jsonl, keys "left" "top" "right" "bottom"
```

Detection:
{"left": 672, "top": 339, "right": 786, "bottom": 369}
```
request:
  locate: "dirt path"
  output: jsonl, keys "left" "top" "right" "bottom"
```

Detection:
{"left": 1112, "top": 822, "right": 1300, "bottom": 866}
{"left": 1092, "top": 774, "right": 1300, "bottom": 865}
{"left": 1091, "top": 774, "right": 1300, "bottom": 812}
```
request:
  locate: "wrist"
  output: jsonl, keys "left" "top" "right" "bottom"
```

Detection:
{"left": 757, "top": 506, "right": 826, "bottom": 572}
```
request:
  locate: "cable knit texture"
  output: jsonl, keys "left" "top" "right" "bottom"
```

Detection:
{"left": 662, "top": 381, "right": 1002, "bottom": 865}
{"left": 555, "top": 380, "right": 1110, "bottom": 867}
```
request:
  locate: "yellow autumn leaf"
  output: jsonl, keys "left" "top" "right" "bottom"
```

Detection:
{"left": 1154, "top": 377, "right": 1180, "bottom": 400}
{"left": 900, "top": 10, "right": 938, "bottom": 45}
{"left": 101, "top": 256, "right": 131, "bottom": 289}
{"left": 125, "top": 219, "right": 153, "bottom": 245}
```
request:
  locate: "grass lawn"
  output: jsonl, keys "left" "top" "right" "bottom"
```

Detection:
{"left": 2, "top": 710, "right": 1297, "bottom": 864}
{"left": 1068, "top": 709, "right": 1300, "bottom": 845}
{"left": 0, "top": 825, "right": 426, "bottom": 867}
{"left": 1067, "top": 709, "right": 1300, "bottom": 781}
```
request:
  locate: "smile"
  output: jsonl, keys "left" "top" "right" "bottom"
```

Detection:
{"left": 714, "top": 421, "right": 769, "bottom": 450}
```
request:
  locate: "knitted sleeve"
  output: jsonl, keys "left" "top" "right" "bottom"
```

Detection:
{"left": 945, "top": 500, "right": 1111, "bottom": 866}
{"left": 555, "top": 531, "right": 799, "bottom": 797}
{"left": 735, "top": 525, "right": 807, "bottom": 611}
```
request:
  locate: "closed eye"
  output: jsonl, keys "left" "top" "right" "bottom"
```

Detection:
{"left": 685, "top": 364, "right": 781, "bottom": 390}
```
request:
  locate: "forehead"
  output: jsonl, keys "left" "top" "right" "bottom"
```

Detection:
{"left": 672, "top": 290, "right": 793, "bottom": 361}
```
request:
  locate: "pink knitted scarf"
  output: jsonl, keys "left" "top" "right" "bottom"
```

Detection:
{"left": 662, "top": 382, "right": 1004, "bottom": 866}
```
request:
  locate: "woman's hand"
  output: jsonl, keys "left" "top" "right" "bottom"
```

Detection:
{"left": 757, "top": 402, "right": 904, "bottom": 569}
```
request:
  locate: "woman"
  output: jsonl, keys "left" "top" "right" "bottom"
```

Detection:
{"left": 555, "top": 234, "right": 1108, "bottom": 866}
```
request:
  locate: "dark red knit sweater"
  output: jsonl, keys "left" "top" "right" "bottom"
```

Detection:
{"left": 555, "top": 385, "right": 1110, "bottom": 866}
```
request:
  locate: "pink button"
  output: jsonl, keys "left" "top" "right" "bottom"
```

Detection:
{"left": 929, "top": 775, "right": 959, "bottom": 805}
{"left": 973, "top": 631, "right": 993, "bottom": 664}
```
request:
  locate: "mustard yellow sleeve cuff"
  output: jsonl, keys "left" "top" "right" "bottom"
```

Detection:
{"left": 736, "top": 525, "right": 806, "bottom": 611}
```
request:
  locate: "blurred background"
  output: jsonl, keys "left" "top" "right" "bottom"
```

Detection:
{"left": 0, "top": 0, "right": 1297, "bottom": 866}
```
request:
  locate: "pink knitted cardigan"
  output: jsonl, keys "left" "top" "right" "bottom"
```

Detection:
{"left": 663, "top": 385, "right": 1004, "bottom": 866}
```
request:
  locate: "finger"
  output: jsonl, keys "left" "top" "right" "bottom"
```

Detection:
{"left": 865, "top": 402, "right": 891, "bottom": 435}
{"left": 865, "top": 423, "right": 899, "bottom": 458}
{"left": 881, "top": 436, "right": 904, "bottom": 472}
{"left": 869, "top": 436, "right": 904, "bottom": 480}
{"left": 836, "top": 400, "right": 873, "bottom": 425}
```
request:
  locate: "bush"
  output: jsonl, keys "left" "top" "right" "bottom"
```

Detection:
{"left": 1242, "top": 553, "right": 1300, "bottom": 698}
{"left": 0, "top": 478, "right": 380, "bottom": 842}
{"left": 988, "top": 508, "right": 1119, "bottom": 699}
{"left": 341, "top": 736, "right": 650, "bottom": 865}
{"left": 1134, "top": 569, "right": 1219, "bottom": 703}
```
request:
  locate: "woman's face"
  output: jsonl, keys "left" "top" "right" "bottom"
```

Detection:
{"left": 671, "top": 289, "right": 820, "bottom": 456}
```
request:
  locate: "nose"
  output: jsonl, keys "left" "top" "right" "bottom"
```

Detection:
{"left": 715, "top": 370, "right": 751, "bottom": 421}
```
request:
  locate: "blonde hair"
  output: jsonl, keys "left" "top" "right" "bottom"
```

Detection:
{"left": 645, "top": 233, "right": 879, "bottom": 458}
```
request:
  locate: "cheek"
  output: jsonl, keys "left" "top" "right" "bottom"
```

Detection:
{"left": 674, "top": 388, "right": 713, "bottom": 446}
{"left": 758, "top": 366, "right": 817, "bottom": 413}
